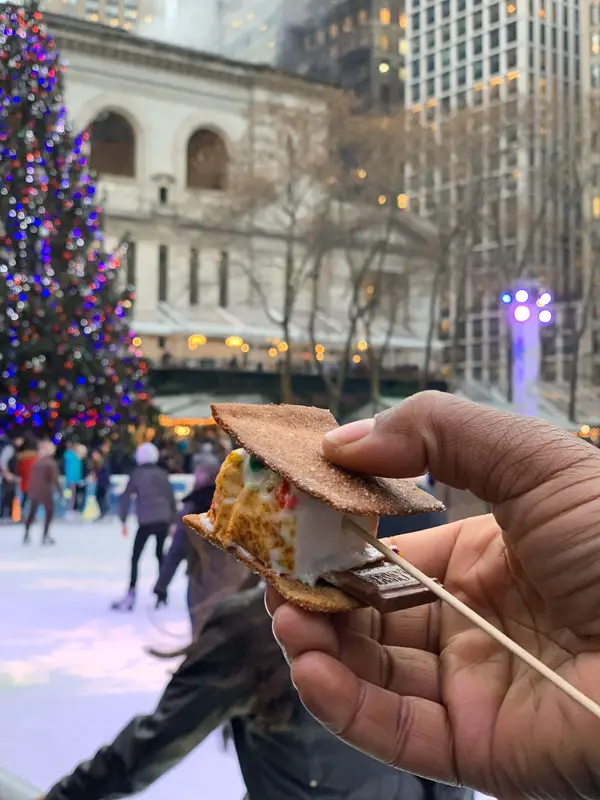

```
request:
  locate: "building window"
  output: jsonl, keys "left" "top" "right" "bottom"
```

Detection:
{"left": 358, "top": 9, "right": 368, "bottom": 23}
{"left": 507, "top": 48, "right": 517, "bottom": 67}
{"left": 441, "top": 23, "right": 451, "bottom": 41}
{"left": 473, "top": 10, "right": 483, "bottom": 28}
{"left": 380, "top": 7, "right": 391, "bottom": 24}
{"left": 593, "top": 197, "right": 600, "bottom": 218}
{"left": 490, "top": 28, "right": 500, "bottom": 47}
{"left": 159, "top": 186, "right": 168, "bottom": 204}
{"left": 442, "top": 0, "right": 450, "bottom": 16}
{"left": 473, "top": 34, "right": 483, "bottom": 53}
{"left": 379, "top": 34, "right": 390, "bottom": 49}
{"left": 189, "top": 248, "right": 200, "bottom": 306}
{"left": 427, "top": 54, "right": 435, "bottom": 72}
{"left": 427, "top": 5, "right": 435, "bottom": 23}
{"left": 473, "top": 60, "right": 483, "bottom": 79}
{"left": 218, "top": 251, "right": 229, "bottom": 308}
{"left": 90, "top": 110, "right": 136, "bottom": 178}
{"left": 187, "top": 129, "right": 228, "bottom": 191}
{"left": 490, "top": 53, "right": 501, "bottom": 73}
{"left": 489, "top": 3, "right": 500, "bottom": 22}
{"left": 507, "top": 21, "right": 517, "bottom": 40}
{"left": 592, "top": 33, "right": 600, "bottom": 54}
{"left": 158, "top": 245, "right": 168, "bottom": 303}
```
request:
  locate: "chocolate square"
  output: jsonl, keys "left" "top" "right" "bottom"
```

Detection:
{"left": 324, "top": 561, "right": 439, "bottom": 614}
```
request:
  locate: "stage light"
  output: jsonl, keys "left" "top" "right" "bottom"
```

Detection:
{"left": 501, "top": 292, "right": 512, "bottom": 304}
{"left": 514, "top": 289, "right": 529, "bottom": 303}
{"left": 537, "top": 291, "right": 552, "bottom": 307}
{"left": 539, "top": 309, "right": 553, "bottom": 324}
{"left": 514, "top": 305, "right": 531, "bottom": 322}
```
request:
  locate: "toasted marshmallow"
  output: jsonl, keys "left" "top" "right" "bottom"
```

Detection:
{"left": 206, "top": 449, "right": 379, "bottom": 585}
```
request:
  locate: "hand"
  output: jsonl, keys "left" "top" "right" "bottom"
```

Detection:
{"left": 267, "top": 391, "right": 600, "bottom": 800}
{"left": 121, "top": 523, "right": 128, "bottom": 538}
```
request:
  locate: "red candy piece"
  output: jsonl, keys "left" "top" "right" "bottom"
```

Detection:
{"left": 276, "top": 480, "right": 298, "bottom": 511}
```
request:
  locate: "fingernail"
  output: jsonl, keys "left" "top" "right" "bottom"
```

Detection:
{"left": 325, "top": 418, "right": 374, "bottom": 446}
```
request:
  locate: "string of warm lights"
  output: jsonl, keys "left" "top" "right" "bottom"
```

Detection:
{"left": 0, "top": 1, "right": 151, "bottom": 437}
{"left": 184, "top": 334, "right": 371, "bottom": 364}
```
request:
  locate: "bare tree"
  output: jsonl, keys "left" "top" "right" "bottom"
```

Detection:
{"left": 305, "top": 107, "right": 435, "bottom": 415}
{"left": 413, "top": 107, "right": 490, "bottom": 389}
{"left": 564, "top": 95, "right": 600, "bottom": 421}
{"left": 206, "top": 81, "right": 340, "bottom": 401}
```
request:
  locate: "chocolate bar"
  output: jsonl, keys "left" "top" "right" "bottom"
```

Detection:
{"left": 323, "top": 559, "right": 438, "bottom": 614}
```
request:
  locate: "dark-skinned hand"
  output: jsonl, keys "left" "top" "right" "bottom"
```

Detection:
{"left": 267, "top": 391, "right": 600, "bottom": 800}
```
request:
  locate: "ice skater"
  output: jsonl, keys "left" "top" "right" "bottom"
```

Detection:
{"left": 23, "top": 439, "right": 61, "bottom": 546}
{"left": 90, "top": 450, "right": 111, "bottom": 520}
{"left": 111, "top": 442, "right": 177, "bottom": 612}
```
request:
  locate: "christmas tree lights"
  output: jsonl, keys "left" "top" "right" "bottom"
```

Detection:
{"left": 0, "top": 0, "right": 152, "bottom": 438}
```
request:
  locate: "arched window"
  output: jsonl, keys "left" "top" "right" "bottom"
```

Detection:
{"left": 187, "top": 129, "right": 228, "bottom": 190}
{"left": 89, "top": 111, "right": 136, "bottom": 178}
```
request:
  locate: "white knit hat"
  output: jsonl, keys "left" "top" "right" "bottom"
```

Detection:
{"left": 136, "top": 442, "right": 160, "bottom": 466}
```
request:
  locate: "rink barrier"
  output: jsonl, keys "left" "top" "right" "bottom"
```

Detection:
{"left": 13, "top": 474, "right": 196, "bottom": 520}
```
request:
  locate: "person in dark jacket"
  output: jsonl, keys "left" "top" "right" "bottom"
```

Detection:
{"left": 90, "top": 450, "right": 111, "bottom": 520}
{"left": 24, "top": 440, "right": 62, "bottom": 546}
{"left": 153, "top": 456, "right": 247, "bottom": 631}
{"left": 43, "top": 579, "right": 474, "bottom": 800}
{"left": 111, "top": 442, "right": 177, "bottom": 612}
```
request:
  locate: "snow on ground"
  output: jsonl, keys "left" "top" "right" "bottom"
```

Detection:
{"left": 0, "top": 517, "right": 245, "bottom": 799}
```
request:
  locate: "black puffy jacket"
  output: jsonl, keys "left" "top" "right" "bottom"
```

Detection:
{"left": 45, "top": 587, "right": 473, "bottom": 800}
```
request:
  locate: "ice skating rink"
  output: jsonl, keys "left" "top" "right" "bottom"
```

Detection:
{"left": 0, "top": 519, "right": 493, "bottom": 800}
{"left": 0, "top": 519, "right": 245, "bottom": 798}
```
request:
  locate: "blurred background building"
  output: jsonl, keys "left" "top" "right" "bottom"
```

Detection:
{"left": 217, "top": 0, "right": 285, "bottom": 64}
{"left": 48, "top": 13, "right": 438, "bottom": 397}
{"left": 279, "top": 0, "right": 407, "bottom": 111}
{"left": 41, "top": 0, "right": 158, "bottom": 30}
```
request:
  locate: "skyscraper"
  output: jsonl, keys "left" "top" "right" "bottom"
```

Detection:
{"left": 281, "top": 0, "right": 407, "bottom": 110}
{"left": 405, "top": 0, "right": 584, "bottom": 386}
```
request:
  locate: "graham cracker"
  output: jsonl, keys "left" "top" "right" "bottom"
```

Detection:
{"left": 212, "top": 403, "right": 444, "bottom": 517}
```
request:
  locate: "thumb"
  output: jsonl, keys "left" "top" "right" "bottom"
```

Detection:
{"left": 324, "top": 391, "right": 600, "bottom": 633}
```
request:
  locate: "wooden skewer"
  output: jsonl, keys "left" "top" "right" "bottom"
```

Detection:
{"left": 344, "top": 517, "right": 600, "bottom": 722}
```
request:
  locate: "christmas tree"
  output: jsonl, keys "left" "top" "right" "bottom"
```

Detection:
{"left": 0, "top": 0, "right": 152, "bottom": 438}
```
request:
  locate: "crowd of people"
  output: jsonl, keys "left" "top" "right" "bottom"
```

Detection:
{"left": 0, "top": 427, "right": 230, "bottom": 544}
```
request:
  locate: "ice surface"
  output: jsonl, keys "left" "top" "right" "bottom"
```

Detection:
{"left": 0, "top": 517, "right": 245, "bottom": 799}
